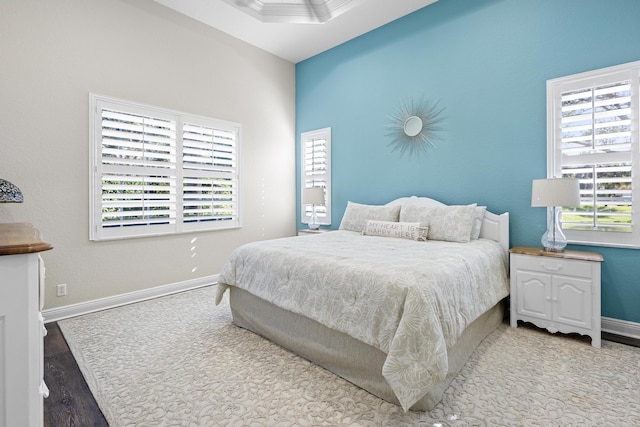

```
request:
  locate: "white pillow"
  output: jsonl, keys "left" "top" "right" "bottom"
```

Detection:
{"left": 362, "top": 220, "right": 426, "bottom": 240}
{"left": 471, "top": 206, "right": 487, "bottom": 240}
{"left": 400, "top": 204, "right": 477, "bottom": 243}
{"left": 339, "top": 202, "right": 401, "bottom": 232}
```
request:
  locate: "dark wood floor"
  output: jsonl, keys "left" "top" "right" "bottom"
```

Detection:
{"left": 43, "top": 322, "right": 109, "bottom": 427}
{"left": 43, "top": 321, "right": 640, "bottom": 427}
{"left": 602, "top": 330, "right": 640, "bottom": 347}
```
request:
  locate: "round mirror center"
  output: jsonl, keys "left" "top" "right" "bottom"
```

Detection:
{"left": 403, "top": 116, "right": 423, "bottom": 137}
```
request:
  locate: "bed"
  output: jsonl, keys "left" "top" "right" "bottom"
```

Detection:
{"left": 215, "top": 196, "right": 509, "bottom": 411}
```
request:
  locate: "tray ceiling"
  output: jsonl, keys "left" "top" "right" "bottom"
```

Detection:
{"left": 155, "top": 0, "right": 438, "bottom": 63}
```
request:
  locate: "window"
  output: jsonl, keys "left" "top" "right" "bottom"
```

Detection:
{"left": 300, "top": 128, "right": 331, "bottom": 226}
{"left": 547, "top": 60, "right": 640, "bottom": 248}
{"left": 90, "top": 94, "right": 240, "bottom": 240}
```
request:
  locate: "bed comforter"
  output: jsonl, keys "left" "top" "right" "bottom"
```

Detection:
{"left": 215, "top": 230, "right": 509, "bottom": 410}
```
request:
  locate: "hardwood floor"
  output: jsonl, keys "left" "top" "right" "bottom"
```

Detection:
{"left": 43, "top": 322, "right": 108, "bottom": 427}
{"left": 42, "top": 320, "right": 639, "bottom": 427}
{"left": 602, "top": 331, "right": 640, "bottom": 348}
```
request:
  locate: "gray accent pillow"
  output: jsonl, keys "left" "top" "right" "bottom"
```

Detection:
{"left": 400, "top": 204, "right": 477, "bottom": 243}
{"left": 339, "top": 202, "right": 401, "bottom": 232}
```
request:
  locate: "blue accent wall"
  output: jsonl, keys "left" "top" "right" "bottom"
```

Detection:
{"left": 295, "top": 0, "right": 640, "bottom": 324}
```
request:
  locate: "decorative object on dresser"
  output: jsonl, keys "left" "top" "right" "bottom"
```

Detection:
{"left": 0, "top": 178, "right": 24, "bottom": 203}
{"left": 302, "top": 186, "right": 325, "bottom": 230}
{"left": 531, "top": 177, "right": 580, "bottom": 252}
{"left": 0, "top": 222, "right": 53, "bottom": 427}
{"left": 509, "top": 245, "right": 603, "bottom": 348}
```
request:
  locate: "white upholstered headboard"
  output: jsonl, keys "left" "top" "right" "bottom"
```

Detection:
{"left": 479, "top": 211, "right": 510, "bottom": 253}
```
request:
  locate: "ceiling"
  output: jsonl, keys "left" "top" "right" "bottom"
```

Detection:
{"left": 154, "top": 0, "right": 439, "bottom": 63}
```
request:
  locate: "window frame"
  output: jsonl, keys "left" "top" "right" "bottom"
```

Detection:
{"left": 547, "top": 60, "right": 640, "bottom": 248}
{"left": 300, "top": 127, "right": 332, "bottom": 226}
{"left": 89, "top": 93, "right": 241, "bottom": 241}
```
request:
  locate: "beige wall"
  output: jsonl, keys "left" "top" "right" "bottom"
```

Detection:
{"left": 0, "top": 0, "right": 296, "bottom": 309}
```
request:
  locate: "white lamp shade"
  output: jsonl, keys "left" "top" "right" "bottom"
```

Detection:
{"left": 531, "top": 178, "right": 580, "bottom": 207}
{"left": 303, "top": 187, "right": 325, "bottom": 205}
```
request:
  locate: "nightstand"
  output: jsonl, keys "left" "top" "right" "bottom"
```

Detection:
{"left": 297, "top": 228, "right": 332, "bottom": 236}
{"left": 509, "top": 246, "right": 604, "bottom": 348}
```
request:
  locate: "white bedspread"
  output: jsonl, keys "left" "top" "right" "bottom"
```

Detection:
{"left": 215, "top": 230, "right": 509, "bottom": 411}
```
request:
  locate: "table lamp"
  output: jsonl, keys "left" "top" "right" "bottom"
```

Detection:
{"left": 303, "top": 187, "right": 325, "bottom": 230}
{"left": 531, "top": 177, "right": 580, "bottom": 252}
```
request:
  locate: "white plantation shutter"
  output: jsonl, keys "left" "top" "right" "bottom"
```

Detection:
{"left": 547, "top": 61, "right": 640, "bottom": 247}
{"left": 301, "top": 128, "right": 331, "bottom": 225}
{"left": 90, "top": 94, "right": 240, "bottom": 240}
{"left": 182, "top": 121, "right": 238, "bottom": 230}
{"left": 99, "top": 109, "right": 177, "bottom": 236}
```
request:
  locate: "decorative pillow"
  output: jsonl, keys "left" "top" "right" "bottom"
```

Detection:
{"left": 339, "top": 202, "right": 401, "bottom": 232}
{"left": 400, "top": 203, "right": 477, "bottom": 243}
{"left": 399, "top": 204, "right": 428, "bottom": 223}
{"left": 471, "top": 206, "right": 487, "bottom": 240}
{"left": 362, "top": 220, "right": 427, "bottom": 240}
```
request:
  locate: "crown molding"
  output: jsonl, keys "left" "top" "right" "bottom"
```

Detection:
{"left": 222, "top": 0, "right": 360, "bottom": 23}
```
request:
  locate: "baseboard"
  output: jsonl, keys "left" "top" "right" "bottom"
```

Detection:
{"left": 42, "top": 275, "right": 218, "bottom": 323}
{"left": 602, "top": 316, "right": 640, "bottom": 340}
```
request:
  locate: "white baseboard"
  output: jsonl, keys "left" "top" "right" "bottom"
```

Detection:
{"left": 42, "top": 275, "right": 218, "bottom": 323}
{"left": 602, "top": 316, "right": 640, "bottom": 340}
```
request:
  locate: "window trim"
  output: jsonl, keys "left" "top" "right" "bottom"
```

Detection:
{"left": 546, "top": 60, "right": 640, "bottom": 249}
{"left": 89, "top": 93, "right": 241, "bottom": 241}
{"left": 300, "top": 127, "right": 332, "bottom": 226}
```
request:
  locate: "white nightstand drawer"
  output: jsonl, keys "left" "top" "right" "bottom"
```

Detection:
{"left": 514, "top": 254, "right": 592, "bottom": 278}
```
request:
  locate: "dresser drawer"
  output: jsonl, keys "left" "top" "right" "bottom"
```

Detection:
{"left": 513, "top": 254, "right": 593, "bottom": 279}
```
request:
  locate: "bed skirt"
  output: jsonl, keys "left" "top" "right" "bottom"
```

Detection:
{"left": 229, "top": 286, "right": 506, "bottom": 411}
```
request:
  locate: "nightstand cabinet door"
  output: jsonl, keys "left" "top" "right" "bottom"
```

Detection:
{"left": 554, "top": 275, "right": 592, "bottom": 329}
{"left": 516, "top": 271, "right": 552, "bottom": 321}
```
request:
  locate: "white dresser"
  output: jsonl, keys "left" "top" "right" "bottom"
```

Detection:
{"left": 509, "top": 246, "right": 604, "bottom": 348}
{"left": 0, "top": 223, "right": 52, "bottom": 427}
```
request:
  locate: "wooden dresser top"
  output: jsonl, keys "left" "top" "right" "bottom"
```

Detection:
{"left": 0, "top": 222, "right": 53, "bottom": 256}
{"left": 509, "top": 245, "right": 603, "bottom": 262}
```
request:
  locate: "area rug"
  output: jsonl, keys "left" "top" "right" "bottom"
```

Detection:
{"left": 59, "top": 285, "right": 640, "bottom": 426}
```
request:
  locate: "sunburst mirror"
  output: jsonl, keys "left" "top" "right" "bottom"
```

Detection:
{"left": 386, "top": 97, "right": 446, "bottom": 157}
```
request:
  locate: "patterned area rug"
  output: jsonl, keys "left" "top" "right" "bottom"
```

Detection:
{"left": 59, "top": 286, "right": 640, "bottom": 427}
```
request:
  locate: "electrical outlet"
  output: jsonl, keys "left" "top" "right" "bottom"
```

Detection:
{"left": 56, "top": 283, "right": 67, "bottom": 297}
